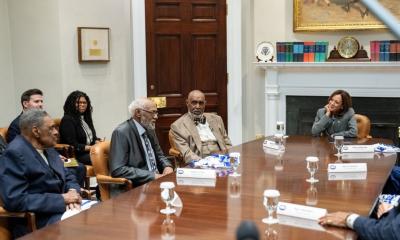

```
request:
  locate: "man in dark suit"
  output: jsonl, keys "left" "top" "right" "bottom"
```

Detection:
{"left": 319, "top": 202, "right": 400, "bottom": 239}
{"left": 7, "top": 88, "right": 44, "bottom": 143}
{"left": 109, "top": 98, "right": 173, "bottom": 190}
{"left": 0, "top": 109, "right": 82, "bottom": 238}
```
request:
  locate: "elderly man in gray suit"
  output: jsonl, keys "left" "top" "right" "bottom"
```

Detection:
{"left": 170, "top": 90, "right": 232, "bottom": 164}
{"left": 109, "top": 98, "right": 173, "bottom": 190}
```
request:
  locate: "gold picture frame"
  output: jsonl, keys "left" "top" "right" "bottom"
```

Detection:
{"left": 78, "top": 27, "right": 110, "bottom": 63}
{"left": 293, "top": 0, "right": 400, "bottom": 31}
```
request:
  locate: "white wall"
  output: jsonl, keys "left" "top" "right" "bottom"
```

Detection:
{"left": 0, "top": 0, "right": 132, "bottom": 139}
{"left": 0, "top": 0, "right": 16, "bottom": 126}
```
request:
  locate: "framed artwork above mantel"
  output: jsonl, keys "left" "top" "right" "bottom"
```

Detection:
{"left": 294, "top": 0, "right": 400, "bottom": 31}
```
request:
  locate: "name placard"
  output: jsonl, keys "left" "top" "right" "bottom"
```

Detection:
{"left": 327, "top": 163, "right": 367, "bottom": 173}
{"left": 176, "top": 168, "right": 216, "bottom": 179}
{"left": 176, "top": 177, "right": 216, "bottom": 187}
{"left": 277, "top": 202, "right": 327, "bottom": 220}
{"left": 328, "top": 171, "right": 367, "bottom": 181}
{"left": 341, "top": 145, "right": 374, "bottom": 153}
{"left": 278, "top": 215, "right": 325, "bottom": 232}
{"left": 263, "top": 140, "right": 280, "bottom": 150}
{"left": 341, "top": 152, "right": 374, "bottom": 160}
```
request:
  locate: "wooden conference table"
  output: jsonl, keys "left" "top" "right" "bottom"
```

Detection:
{"left": 21, "top": 136, "right": 397, "bottom": 240}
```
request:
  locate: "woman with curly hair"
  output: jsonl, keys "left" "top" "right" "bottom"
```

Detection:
{"left": 60, "top": 90, "right": 100, "bottom": 165}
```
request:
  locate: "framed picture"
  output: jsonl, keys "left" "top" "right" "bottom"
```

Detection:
{"left": 78, "top": 27, "right": 110, "bottom": 63}
{"left": 294, "top": 0, "right": 400, "bottom": 31}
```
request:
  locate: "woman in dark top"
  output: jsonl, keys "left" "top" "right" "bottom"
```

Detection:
{"left": 60, "top": 91, "right": 100, "bottom": 165}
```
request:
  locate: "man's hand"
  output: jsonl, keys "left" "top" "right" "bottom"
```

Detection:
{"left": 162, "top": 167, "right": 174, "bottom": 175}
{"left": 377, "top": 202, "right": 393, "bottom": 218}
{"left": 66, "top": 202, "right": 81, "bottom": 211}
{"left": 155, "top": 173, "right": 163, "bottom": 179}
{"left": 319, "top": 212, "right": 351, "bottom": 228}
{"left": 62, "top": 189, "right": 82, "bottom": 205}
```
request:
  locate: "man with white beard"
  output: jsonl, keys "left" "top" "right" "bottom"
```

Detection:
{"left": 170, "top": 90, "right": 232, "bottom": 164}
{"left": 109, "top": 98, "right": 173, "bottom": 192}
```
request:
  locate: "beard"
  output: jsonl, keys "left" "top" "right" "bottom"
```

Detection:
{"left": 140, "top": 116, "right": 156, "bottom": 130}
{"left": 189, "top": 111, "right": 203, "bottom": 120}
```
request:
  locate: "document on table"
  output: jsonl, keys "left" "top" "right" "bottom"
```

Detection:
{"left": 61, "top": 200, "right": 98, "bottom": 220}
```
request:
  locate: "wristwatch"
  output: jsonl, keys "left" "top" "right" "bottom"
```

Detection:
{"left": 337, "top": 36, "right": 360, "bottom": 59}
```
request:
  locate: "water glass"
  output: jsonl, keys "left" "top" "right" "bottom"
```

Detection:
{"left": 160, "top": 182, "right": 176, "bottom": 214}
{"left": 276, "top": 121, "right": 285, "bottom": 135}
{"left": 306, "top": 156, "right": 319, "bottom": 183}
{"left": 229, "top": 152, "right": 241, "bottom": 176}
{"left": 334, "top": 136, "right": 344, "bottom": 156}
{"left": 262, "top": 189, "right": 280, "bottom": 224}
{"left": 273, "top": 134, "right": 284, "bottom": 150}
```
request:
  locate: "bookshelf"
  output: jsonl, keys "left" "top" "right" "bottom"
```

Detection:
{"left": 255, "top": 61, "right": 400, "bottom": 69}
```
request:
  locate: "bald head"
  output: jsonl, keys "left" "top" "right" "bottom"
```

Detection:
{"left": 186, "top": 90, "right": 206, "bottom": 117}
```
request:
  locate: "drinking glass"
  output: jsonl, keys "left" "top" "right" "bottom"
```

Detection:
{"left": 274, "top": 134, "right": 284, "bottom": 151}
{"left": 334, "top": 136, "right": 344, "bottom": 157}
{"left": 306, "top": 156, "right": 319, "bottom": 183}
{"left": 276, "top": 121, "right": 285, "bottom": 135}
{"left": 161, "top": 214, "right": 175, "bottom": 240}
{"left": 306, "top": 183, "right": 318, "bottom": 205}
{"left": 229, "top": 152, "right": 241, "bottom": 177}
{"left": 262, "top": 189, "right": 280, "bottom": 224}
{"left": 160, "top": 182, "right": 176, "bottom": 214}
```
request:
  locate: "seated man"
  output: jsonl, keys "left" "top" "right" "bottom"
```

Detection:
{"left": 319, "top": 202, "right": 400, "bottom": 240}
{"left": 0, "top": 109, "right": 82, "bottom": 238}
{"left": 7, "top": 88, "right": 44, "bottom": 143}
{"left": 0, "top": 135, "right": 6, "bottom": 156}
{"left": 109, "top": 98, "right": 173, "bottom": 191}
{"left": 170, "top": 90, "right": 232, "bottom": 163}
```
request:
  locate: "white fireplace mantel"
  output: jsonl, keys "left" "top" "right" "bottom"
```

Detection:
{"left": 255, "top": 62, "right": 400, "bottom": 136}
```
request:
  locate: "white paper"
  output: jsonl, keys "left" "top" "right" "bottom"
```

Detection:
{"left": 341, "top": 145, "right": 374, "bottom": 153}
{"left": 328, "top": 171, "right": 367, "bottom": 180}
{"left": 61, "top": 200, "right": 98, "bottom": 220}
{"left": 277, "top": 202, "right": 327, "bottom": 220}
{"left": 278, "top": 215, "right": 326, "bottom": 232}
{"left": 176, "top": 177, "right": 216, "bottom": 187}
{"left": 327, "top": 163, "right": 367, "bottom": 173}
{"left": 176, "top": 168, "right": 216, "bottom": 179}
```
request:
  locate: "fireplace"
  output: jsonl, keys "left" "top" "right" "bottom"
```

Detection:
{"left": 286, "top": 95, "right": 400, "bottom": 145}
{"left": 256, "top": 61, "right": 400, "bottom": 145}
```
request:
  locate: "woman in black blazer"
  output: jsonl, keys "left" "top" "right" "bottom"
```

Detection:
{"left": 60, "top": 91, "right": 100, "bottom": 165}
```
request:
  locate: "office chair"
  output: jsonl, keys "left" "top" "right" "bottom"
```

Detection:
{"left": 355, "top": 114, "right": 372, "bottom": 139}
{"left": 90, "top": 141, "right": 132, "bottom": 201}
{"left": 168, "top": 130, "right": 185, "bottom": 167}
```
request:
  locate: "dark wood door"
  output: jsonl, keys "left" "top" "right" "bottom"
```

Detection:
{"left": 145, "top": 0, "right": 228, "bottom": 153}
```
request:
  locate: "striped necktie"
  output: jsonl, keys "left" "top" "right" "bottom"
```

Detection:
{"left": 142, "top": 132, "right": 157, "bottom": 172}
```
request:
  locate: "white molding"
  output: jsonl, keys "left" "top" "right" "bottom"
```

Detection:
{"left": 131, "top": 0, "right": 147, "bottom": 98}
{"left": 132, "top": 0, "right": 242, "bottom": 144}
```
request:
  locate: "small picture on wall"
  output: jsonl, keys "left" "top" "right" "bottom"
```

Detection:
{"left": 78, "top": 27, "right": 110, "bottom": 63}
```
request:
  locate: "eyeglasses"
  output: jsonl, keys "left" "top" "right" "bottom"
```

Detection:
{"left": 140, "top": 108, "right": 158, "bottom": 116}
{"left": 189, "top": 100, "right": 206, "bottom": 106}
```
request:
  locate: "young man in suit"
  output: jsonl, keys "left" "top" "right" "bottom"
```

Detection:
{"left": 170, "top": 90, "right": 232, "bottom": 163}
{"left": 109, "top": 98, "right": 173, "bottom": 192}
{"left": 0, "top": 109, "right": 82, "bottom": 238}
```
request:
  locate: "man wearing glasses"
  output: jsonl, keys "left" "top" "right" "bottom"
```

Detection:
{"left": 170, "top": 90, "right": 232, "bottom": 164}
{"left": 109, "top": 98, "right": 173, "bottom": 192}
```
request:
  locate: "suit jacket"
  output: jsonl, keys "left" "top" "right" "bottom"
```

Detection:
{"left": 353, "top": 206, "right": 400, "bottom": 240}
{"left": 6, "top": 113, "right": 22, "bottom": 143}
{"left": 170, "top": 113, "right": 232, "bottom": 163}
{"left": 109, "top": 119, "right": 172, "bottom": 187}
{"left": 59, "top": 114, "right": 98, "bottom": 156}
{"left": 311, "top": 107, "right": 357, "bottom": 138}
{"left": 0, "top": 135, "right": 80, "bottom": 231}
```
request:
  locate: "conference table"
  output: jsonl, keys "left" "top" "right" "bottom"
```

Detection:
{"left": 21, "top": 136, "right": 397, "bottom": 240}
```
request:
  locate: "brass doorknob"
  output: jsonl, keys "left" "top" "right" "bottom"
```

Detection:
{"left": 150, "top": 85, "right": 155, "bottom": 90}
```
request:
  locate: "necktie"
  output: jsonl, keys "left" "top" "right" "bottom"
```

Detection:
{"left": 194, "top": 116, "right": 206, "bottom": 125}
{"left": 142, "top": 132, "right": 157, "bottom": 172}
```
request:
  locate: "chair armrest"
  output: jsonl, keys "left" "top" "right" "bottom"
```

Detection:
{"left": 96, "top": 175, "right": 132, "bottom": 186}
{"left": 169, "top": 148, "right": 182, "bottom": 157}
{"left": 0, "top": 207, "right": 37, "bottom": 231}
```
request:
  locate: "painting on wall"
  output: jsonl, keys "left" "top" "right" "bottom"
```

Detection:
{"left": 78, "top": 27, "right": 110, "bottom": 63}
{"left": 294, "top": 0, "right": 400, "bottom": 31}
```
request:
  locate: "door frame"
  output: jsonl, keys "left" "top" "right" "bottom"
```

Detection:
{"left": 131, "top": 0, "right": 242, "bottom": 145}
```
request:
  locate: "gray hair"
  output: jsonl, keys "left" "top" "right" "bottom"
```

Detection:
{"left": 128, "top": 98, "right": 151, "bottom": 116}
{"left": 19, "top": 109, "right": 49, "bottom": 134}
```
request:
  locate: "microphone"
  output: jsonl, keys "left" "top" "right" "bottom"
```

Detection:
{"left": 236, "top": 220, "right": 260, "bottom": 240}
